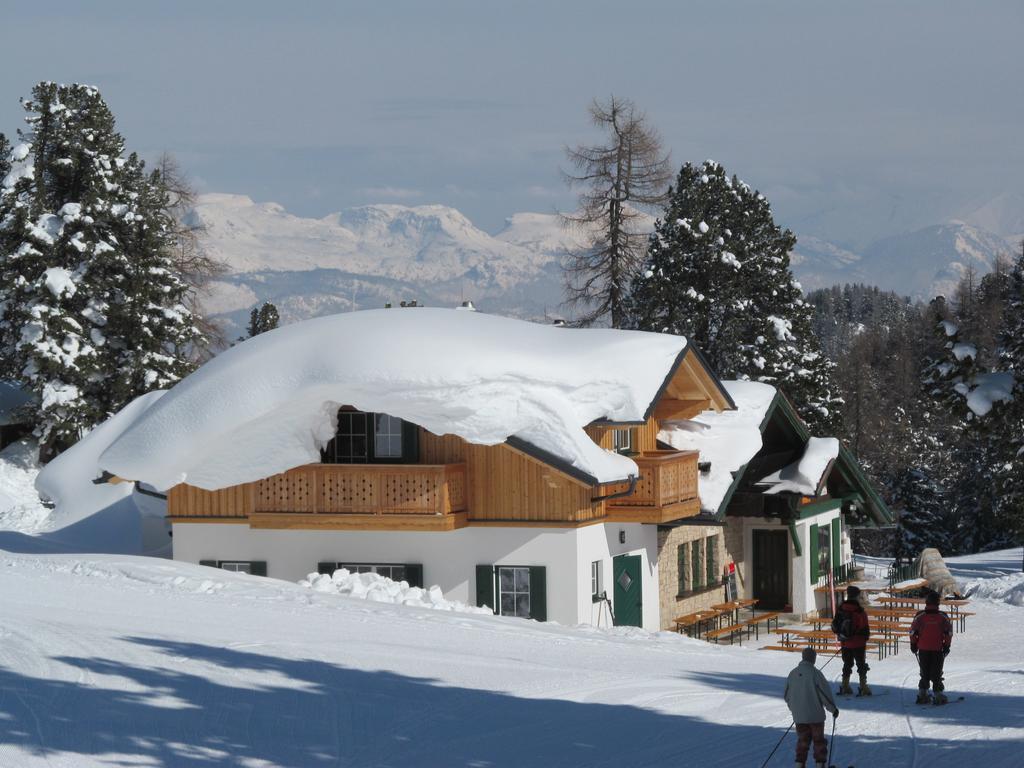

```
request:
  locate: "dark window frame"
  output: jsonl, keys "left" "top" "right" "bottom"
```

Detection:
{"left": 322, "top": 409, "right": 419, "bottom": 464}
{"left": 316, "top": 561, "right": 424, "bottom": 587}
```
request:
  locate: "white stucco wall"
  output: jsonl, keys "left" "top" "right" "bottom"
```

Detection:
{"left": 173, "top": 521, "right": 661, "bottom": 629}
{"left": 738, "top": 508, "right": 844, "bottom": 616}
{"left": 574, "top": 522, "right": 660, "bottom": 631}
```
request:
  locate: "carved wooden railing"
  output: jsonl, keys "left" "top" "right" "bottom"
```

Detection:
{"left": 607, "top": 451, "right": 699, "bottom": 509}
{"left": 253, "top": 463, "right": 467, "bottom": 516}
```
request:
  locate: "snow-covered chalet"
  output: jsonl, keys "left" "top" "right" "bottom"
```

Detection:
{"left": 98, "top": 308, "right": 891, "bottom": 629}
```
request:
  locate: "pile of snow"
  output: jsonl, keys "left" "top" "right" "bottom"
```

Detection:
{"left": 965, "top": 572, "right": 1024, "bottom": 607}
{"left": 757, "top": 436, "right": 839, "bottom": 496}
{"left": 0, "top": 439, "right": 51, "bottom": 533}
{"left": 301, "top": 568, "right": 492, "bottom": 614}
{"left": 99, "top": 309, "right": 689, "bottom": 490}
{"left": 659, "top": 380, "right": 776, "bottom": 513}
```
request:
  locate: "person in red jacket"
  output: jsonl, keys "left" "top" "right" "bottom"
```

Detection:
{"left": 910, "top": 590, "right": 953, "bottom": 704}
{"left": 833, "top": 585, "right": 871, "bottom": 695}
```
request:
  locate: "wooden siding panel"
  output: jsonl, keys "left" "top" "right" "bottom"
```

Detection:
{"left": 167, "top": 482, "right": 254, "bottom": 518}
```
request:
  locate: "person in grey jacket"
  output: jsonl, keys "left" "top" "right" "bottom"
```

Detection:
{"left": 784, "top": 647, "right": 840, "bottom": 768}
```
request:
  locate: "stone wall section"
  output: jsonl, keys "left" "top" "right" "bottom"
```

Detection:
{"left": 656, "top": 524, "right": 727, "bottom": 630}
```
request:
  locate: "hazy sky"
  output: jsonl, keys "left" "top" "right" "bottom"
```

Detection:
{"left": 2, "top": 1, "right": 1021, "bottom": 248}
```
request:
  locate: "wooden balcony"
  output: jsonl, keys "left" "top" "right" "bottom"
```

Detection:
{"left": 169, "top": 463, "right": 469, "bottom": 531}
{"left": 605, "top": 450, "right": 701, "bottom": 523}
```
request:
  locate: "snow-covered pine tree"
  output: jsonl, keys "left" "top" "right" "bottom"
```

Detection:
{"left": 0, "top": 83, "right": 205, "bottom": 459}
{"left": 920, "top": 295, "right": 1014, "bottom": 552}
{"left": 993, "top": 244, "right": 1024, "bottom": 542}
{"left": 96, "top": 151, "right": 205, "bottom": 415}
{"left": 625, "top": 160, "right": 841, "bottom": 431}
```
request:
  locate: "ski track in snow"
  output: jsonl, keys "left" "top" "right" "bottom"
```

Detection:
{"left": 0, "top": 549, "right": 1021, "bottom": 767}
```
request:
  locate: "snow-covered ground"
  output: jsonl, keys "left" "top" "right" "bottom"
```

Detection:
{"left": 0, "top": 547, "right": 1021, "bottom": 767}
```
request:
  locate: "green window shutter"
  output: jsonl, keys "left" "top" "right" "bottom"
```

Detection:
{"left": 404, "top": 564, "right": 424, "bottom": 588}
{"left": 199, "top": 560, "right": 217, "bottom": 568}
{"left": 677, "top": 544, "right": 687, "bottom": 593}
{"left": 809, "top": 523, "right": 819, "bottom": 582}
{"left": 317, "top": 561, "right": 336, "bottom": 575}
{"left": 475, "top": 565, "right": 495, "bottom": 611}
{"left": 528, "top": 566, "right": 547, "bottom": 622}
{"left": 691, "top": 539, "right": 702, "bottom": 588}
{"left": 401, "top": 420, "right": 420, "bottom": 463}
{"left": 831, "top": 518, "right": 841, "bottom": 571}
{"left": 250, "top": 561, "right": 268, "bottom": 577}
{"left": 706, "top": 536, "right": 718, "bottom": 586}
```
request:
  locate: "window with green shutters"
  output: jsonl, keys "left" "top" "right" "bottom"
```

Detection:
{"left": 476, "top": 565, "right": 546, "bottom": 621}
{"left": 691, "top": 539, "right": 703, "bottom": 589}
{"left": 706, "top": 535, "right": 719, "bottom": 587}
{"left": 316, "top": 562, "right": 423, "bottom": 588}
{"left": 677, "top": 544, "right": 687, "bottom": 594}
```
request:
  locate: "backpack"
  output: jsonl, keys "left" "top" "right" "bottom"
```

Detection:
{"left": 831, "top": 611, "right": 853, "bottom": 641}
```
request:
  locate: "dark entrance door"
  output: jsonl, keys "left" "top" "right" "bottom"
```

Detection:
{"left": 612, "top": 554, "right": 643, "bottom": 627}
{"left": 752, "top": 529, "right": 789, "bottom": 610}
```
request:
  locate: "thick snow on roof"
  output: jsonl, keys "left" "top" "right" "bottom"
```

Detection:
{"left": 99, "top": 309, "right": 688, "bottom": 491}
{"left": 658, "top": 380, "right": 776, "bottom": 514}
{"left": 756, "top": 436, "right": 840, "bottom": 496}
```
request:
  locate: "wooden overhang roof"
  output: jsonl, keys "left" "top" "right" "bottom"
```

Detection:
{"left": 510, "top": 343, "right": 735, "bottom": 487}
{"left": 714, "top": 390, "right": 893, "bottom": 526}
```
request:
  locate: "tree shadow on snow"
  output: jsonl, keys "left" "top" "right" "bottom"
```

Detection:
{"left": 0, "top": 638, "right": 1017, "bottom": 768}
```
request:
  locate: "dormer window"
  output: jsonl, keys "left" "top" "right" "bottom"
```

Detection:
{"left": 322, "top": 409, "right": 418, "bottom": 463}
{"left": 612, "top": 428, "right": 634, "bottom": 455}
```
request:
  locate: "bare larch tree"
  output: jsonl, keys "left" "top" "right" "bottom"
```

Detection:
{"left": 157, "top": 152, "right": 228, "bottom": 352}
{"left": 562, "top": 96, "right": 671, "bottom": 327}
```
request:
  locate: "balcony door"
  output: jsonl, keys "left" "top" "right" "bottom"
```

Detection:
{"left": 322, "top": 410, "right": 419, "bottom": 464}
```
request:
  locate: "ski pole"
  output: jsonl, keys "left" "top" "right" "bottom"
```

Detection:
{"left": 759, "top": 722, "right": 793, "bottom": 768}
{"left": 828, "top": 713, "right": 836, "bottom": 768}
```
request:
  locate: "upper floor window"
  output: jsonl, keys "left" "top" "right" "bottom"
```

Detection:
{"left": 322, "top": 410, "right": 418, "bottom": 464}
{"left": 374, "top": 414, "right": 403, "bottom": 458}
{"left": 612, "top": 428, "right": 634, "bottom": 454}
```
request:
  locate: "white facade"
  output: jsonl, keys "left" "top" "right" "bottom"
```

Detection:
{"left": 173, "top": 521, "right": 661, "bottom": 630}
{"left": 735, "top": 506, "right": 845, "bottom": 616}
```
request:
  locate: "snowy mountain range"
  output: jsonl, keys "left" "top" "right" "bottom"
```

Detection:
{"left": 192, "top": 194, "right": 1019, "bottom": 337}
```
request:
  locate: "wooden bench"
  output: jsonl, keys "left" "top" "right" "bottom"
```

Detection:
{"left": 761, "top": 645, "right": 806, "bottom": 653}
{"left": 706, "top": 623, "right": 747, "bottom": 645}
{"left": 744, "top": 611, "right": 781, "bottom": 639}
{"left": 773, "top": 629, "right": 890, "bottom": 659}
{"left": 673, "top": 608, "right": 724, "bottom": 638}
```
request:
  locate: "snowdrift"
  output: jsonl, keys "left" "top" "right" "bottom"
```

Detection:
{"left": 98, "top": 309, "right": 688, "bottom": 491}
{"left": 658, "top": 381, "right": 776, "bottom": 512}
{"left": 965, "top": 572, "right": 1024, "bottom": 606}
{"left": 301, "top": 568, "right": 492, "bottom": 614}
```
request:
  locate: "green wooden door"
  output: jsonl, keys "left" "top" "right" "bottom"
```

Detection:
{"left": 612, "top": 554, "right": 643, "bottom": 627}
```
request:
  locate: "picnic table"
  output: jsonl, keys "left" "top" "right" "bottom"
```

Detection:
{"left": 770, "top": 628, "right": 892, "bottom": 659}
{"left": 873, "top": 598, "right": 973, "bottom": 631}
{"left": 888, "top": 578, "right": 929, "bottom": 595}
{"left": 673, "top": 609, "right": 724, "bottom": 638}
{"left": 710, "top": 599, "right": 758, "bottom": 625}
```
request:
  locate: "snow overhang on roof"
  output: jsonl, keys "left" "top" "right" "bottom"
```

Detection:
{"left": 98, "top": 308, "right": 695, "bottom": 492}
{"left": 755, "top": 437, "right": 839, "bottom": 496}
{"left": 657, "top": 380, "right": 777, "bottom": 514}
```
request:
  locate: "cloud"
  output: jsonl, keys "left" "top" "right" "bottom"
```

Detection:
{"left": 359, "top": 186, "right": 423, "bottom": 200}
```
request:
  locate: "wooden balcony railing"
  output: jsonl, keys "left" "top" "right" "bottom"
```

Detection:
{"left": 605, "top": 450, "right": 700, "bottom": 522}
{"left": 253, "top": 463, "right": 468, "bottom": 516}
